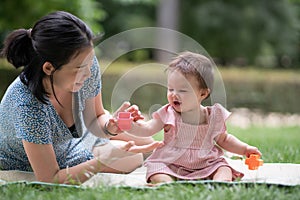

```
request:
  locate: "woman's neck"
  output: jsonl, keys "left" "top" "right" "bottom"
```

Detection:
{"left": 42, "top": 76, "right": 71, "bottom": 106}
{"left": 43, "top": 76, "right": 54, "bottom": 96}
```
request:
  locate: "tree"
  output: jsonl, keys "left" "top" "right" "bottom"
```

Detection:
{"left": 98, "top": 0, "right": 156, "bottom": 37}
{"left": 97, "top": 0, "right": 157, "bottom": 61}
{"left": 0, "top": 0, "right": 105, "bottom": 43}
{"left": 180, "top": 0, "right": 299, "bottom": 67}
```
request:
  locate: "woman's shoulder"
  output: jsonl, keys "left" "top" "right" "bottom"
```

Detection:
{"left": 2, "top": 77, "right": 46, "bottom": 108}
{"left": 2, "top": 77, "right": 28, "bottom": 101}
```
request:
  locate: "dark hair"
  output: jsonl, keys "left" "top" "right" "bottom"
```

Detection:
{"left": 168, "top": 51, "right": 214, "bottom": 98}
{"left": 0, "top": 11, "right": 94, "bottom": 104}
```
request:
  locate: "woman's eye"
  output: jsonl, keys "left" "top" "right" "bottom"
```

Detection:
{"left": 78, "top": 65, "right": 87, "bottom": 69}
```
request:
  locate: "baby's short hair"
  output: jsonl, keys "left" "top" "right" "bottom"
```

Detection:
{"left": 168, "top": 51, "right": 214, "bottom": 93}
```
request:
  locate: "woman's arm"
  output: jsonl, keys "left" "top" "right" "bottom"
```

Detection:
{"left": 83, "top": 92, "right": 163, "bottom": 138}
{"left": 23, "top": 140, "right": 102, "bottom": 184}
{"left": 83, "top": 93, "right": 142, "bottom": 137}
{"left": 82, "top": 93, "right": 112, "bottom": 138}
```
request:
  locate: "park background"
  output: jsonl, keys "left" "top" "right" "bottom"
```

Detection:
{"left": 0, "top": 1, "right": 300, "bottom": 199}
{"left": 1, "top": 0, "right": 300, "bottom": 115}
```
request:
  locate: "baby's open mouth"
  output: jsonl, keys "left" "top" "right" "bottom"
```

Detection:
{"left": 173, "top": 100, "right": 181, "bottom": 106}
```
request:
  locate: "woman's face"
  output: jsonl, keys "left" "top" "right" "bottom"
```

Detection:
{"left": 52, "top": 47, "right": 95, "bottom": 93}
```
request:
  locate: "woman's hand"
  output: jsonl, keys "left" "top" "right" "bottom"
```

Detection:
{"left": 105, "top": 101, "right": 144, "bottom": 135}
{"left": 121, "top": 140, "right": 164, "bottom": 154}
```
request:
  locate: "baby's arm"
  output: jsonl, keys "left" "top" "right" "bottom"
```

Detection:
{"left": 127, "top": 118, "right": 165, "bottom": 137}
{"left": 216, "top": 131, "right": 261, "bottom": 157}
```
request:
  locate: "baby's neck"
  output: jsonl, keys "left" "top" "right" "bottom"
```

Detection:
{"left": 181, "top": 106, "right": 207, "bottom": 125}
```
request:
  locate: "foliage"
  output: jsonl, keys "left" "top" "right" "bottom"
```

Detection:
{"left": 0, "top": 0, "right": 105, "bottom": 40}
{"left": 1, "top": 0, "right": 300, "bottom": 68}
{"left": 180, "top": 0, "right": 300, "bottom": 67}
{"left": 98, "top": 0, "right": 156, "bottom": 38}
{"left": 96, "top": 0, "right": 300, "bottom": 68}
{"left": 102, "top": 0, "right": 300, "bottom": 68}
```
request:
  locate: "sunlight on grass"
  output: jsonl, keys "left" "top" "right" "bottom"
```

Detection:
{"left": 219, "top": 67, "right": 300, "bottom": 83}
{"left": 228, "top": 125, "right": 300, "bottom": 163}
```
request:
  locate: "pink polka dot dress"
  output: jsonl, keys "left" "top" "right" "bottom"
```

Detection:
{"left": 145, "top": 103, "right": 243, "bottom": 182}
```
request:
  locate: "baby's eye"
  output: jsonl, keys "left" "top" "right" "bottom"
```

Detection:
{"left": 168, "top": 88, "right": 174, "bottom": 92}
{"left": 179, "top": 90, "right": 187, "bottom": 92}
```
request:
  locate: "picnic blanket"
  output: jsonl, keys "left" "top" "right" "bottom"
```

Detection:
{"left": 1, "top": 158, "right": 299, "bottom": 187}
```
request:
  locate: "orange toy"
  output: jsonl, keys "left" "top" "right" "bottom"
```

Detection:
{"left": 245, "top": 154, "right": 263, "bottom": 170}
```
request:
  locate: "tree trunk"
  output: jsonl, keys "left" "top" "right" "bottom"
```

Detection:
{"left": 155, "top": 0, "right": 180, "bottom": 63}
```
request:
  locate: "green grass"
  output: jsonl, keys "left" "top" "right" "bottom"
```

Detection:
{"left": 228, "top": 126, "right": 300, "bottom": 164}
{"left": 1, "top": 125, "right": 299, "bottom": 200}
{"left": 1, "top": 179, "right": 299, "bottom": 200}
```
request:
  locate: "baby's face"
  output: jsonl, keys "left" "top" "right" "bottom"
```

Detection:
{"left": 167, "top": 70, "right": 204, "bottom": 113}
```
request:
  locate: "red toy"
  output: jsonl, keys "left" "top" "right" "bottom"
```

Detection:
{"left": 117, "top": 112, "right": 132, "bottom": 131}
{"left": 245, "top": 154, "right": 263, "bottom": 170}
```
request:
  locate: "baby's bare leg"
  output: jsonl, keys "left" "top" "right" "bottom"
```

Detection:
{"left": 149, "top": 173, "right": 175, "bottom": 184}
{"left": 212, "top": 166, "right": 232, "bottom": 181}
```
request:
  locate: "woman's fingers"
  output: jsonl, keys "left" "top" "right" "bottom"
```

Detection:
{"left": 120, "top": 141, "right": 135, "bottom": 151}
{"left": 113, "top": 101, "right": 131, "bottom": 117}
{"left": 127, "top": 141, "right": 164, "bottom": 154}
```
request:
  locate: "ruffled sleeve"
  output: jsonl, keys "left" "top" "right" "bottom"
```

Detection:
{"left": 152, "top": 104, "right": 177, "bottom": 127}
{"left": 207, "top": 103, "right": 231, "bottom": 139}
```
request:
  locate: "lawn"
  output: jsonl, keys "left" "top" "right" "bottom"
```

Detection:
{"left": 1, "top": 181, "right": 299, "bottom": 200}
{"left": 1, "top": 125, "right": 299, "bottom": 200}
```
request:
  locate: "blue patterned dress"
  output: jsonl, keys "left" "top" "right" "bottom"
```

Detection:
{"left": 0, "top": 57, "right": 108, "bottom": 171}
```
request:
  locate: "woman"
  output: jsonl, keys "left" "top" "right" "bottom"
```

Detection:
{"left": 0, "top": 11, "right": 159, "bottom": 184}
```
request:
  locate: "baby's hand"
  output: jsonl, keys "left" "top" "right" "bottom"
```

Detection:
{"left": 245, "top": 145, "right": 262, "bottom": 158}
{"left": 126, "top": 104, "right": 144, "bottom": 121}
